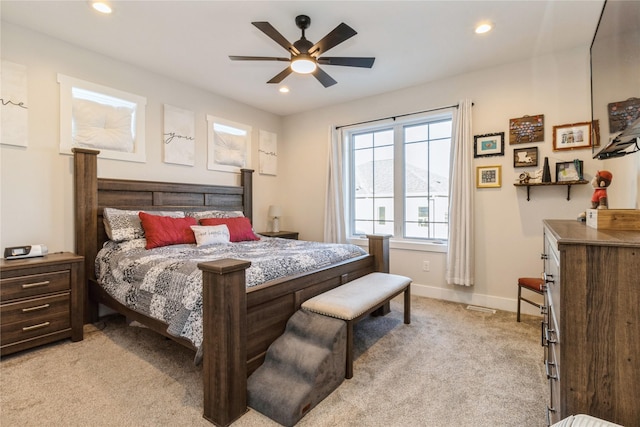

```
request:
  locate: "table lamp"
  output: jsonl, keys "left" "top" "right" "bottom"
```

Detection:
{"left": 268, "top": 205, "right": 283, "bottom": 232}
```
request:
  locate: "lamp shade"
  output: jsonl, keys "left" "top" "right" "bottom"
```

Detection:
{"left": 268, "top": 205, "right": 283, "bottom": 218}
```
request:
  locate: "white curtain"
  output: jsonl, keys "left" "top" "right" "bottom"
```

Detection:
{"left": 324, "top": 126, "right": 347, "bottom": 243}
{"left": 446, "top": 99, "right": 475, "bottom": 286}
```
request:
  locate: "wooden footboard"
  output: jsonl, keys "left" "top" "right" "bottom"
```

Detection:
{"left": 72, "top": 148, "right": 390, "bottom": 426}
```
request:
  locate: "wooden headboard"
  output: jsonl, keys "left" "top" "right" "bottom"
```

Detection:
{"left": 72, "top": 148, "right": 254, "bottom": 282}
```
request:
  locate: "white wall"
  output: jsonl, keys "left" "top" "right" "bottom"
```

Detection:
{"left": 281, "top": 46, "right": 640, "bottom": 313}
{"left": 1, "top": 23, "right": 283, "bottom": 251}
{"left": 2, "top": 23, "right": 638, "bottom": 315}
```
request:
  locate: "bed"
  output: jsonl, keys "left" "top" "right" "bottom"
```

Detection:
{"left": 72, "top": 148, "right": 390, "bottom": 426}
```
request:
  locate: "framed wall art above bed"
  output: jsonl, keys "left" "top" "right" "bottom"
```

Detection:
{"left": 58, "top": 74, "right": 147, "bottom": 162}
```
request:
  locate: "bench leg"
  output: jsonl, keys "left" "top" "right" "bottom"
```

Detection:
{"left": 345, "top": 320, "right": 353, "bottom": 379}
{"left": 404, "top": 285, "right": 411, "bottom": 325}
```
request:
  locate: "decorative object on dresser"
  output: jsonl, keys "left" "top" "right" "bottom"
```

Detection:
{"left": 258, "top": 231, "right": 299, "bottom": 240}
{"left": 1, "top": 252, "right": 84, "bottom": 356}
{"left": 542, "top": 220, "right": 639, "bottom": 426}
{"left": 268, "top": 205, "right": 283, "bottom": 232}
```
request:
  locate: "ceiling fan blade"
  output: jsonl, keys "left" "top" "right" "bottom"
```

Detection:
{"left": 312, "top": 67, "right": 338, "bottom": 88}
{"left": 317, "top": 57, "right": 375, "bottom": 68}
{"left": 309, "top": 23, "right": 357, "bottom": 56}
{"left": 229, "top": 56, "right": 290, "bottom": 62}
{"left": 252, "top": 22, "right": 300, "bottom": 55}
{"left": 267, "top": 67, "right": 294, "bottom": 84}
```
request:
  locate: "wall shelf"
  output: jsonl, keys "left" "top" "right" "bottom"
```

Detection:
{"left": 514, "top": 180, "right": 588, "bottom": 201}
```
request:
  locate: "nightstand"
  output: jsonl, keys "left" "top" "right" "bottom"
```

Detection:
{"left": 258, "top": 231, "right": 299, "bottom": 240}
{"left": 1, "top": 252, "right": 84, "bottom": 356}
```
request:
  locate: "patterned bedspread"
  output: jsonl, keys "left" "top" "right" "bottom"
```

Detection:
{"left": 95, "top": 237, "right": 367, "bottom": 349}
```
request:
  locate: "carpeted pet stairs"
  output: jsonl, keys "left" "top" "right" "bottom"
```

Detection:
{"left": 247, "top": 309, "right": 346, "bottom": 426}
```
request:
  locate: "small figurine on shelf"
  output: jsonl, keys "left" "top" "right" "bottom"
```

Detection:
{"left": 591, "top": 170, "right": 613, "bottom": 209}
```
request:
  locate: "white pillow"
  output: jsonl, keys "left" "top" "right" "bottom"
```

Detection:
{"left": 103, "top": 208, "right": 185, "bottom": 242}
{"left": 190, "top": 225, "right": 231, "bottom": 247}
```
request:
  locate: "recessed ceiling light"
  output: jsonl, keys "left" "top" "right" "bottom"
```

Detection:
{"left": 475, "top": 23, "right": 493, "bottom": 34}
{"left": 91, "top": 1, "right": 112, "bottom": 14}
{"left": 279, "top": 86, "right": 290, "bottom": 93}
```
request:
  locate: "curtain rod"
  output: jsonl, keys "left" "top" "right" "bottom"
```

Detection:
{"left": 335, "top": 102, "right": 473, "bottom": 130}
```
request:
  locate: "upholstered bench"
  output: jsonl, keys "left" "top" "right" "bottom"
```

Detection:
{"left": 301, "top": 272, "right": 412, "bottom": 379}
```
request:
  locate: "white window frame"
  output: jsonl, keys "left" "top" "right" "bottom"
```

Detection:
{"left": 345, "top": 112, "right": 452, "bottom": 252}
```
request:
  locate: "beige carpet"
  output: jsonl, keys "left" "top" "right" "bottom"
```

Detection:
{"left": 0, "top": 296, "right": 546, "bottom": 426}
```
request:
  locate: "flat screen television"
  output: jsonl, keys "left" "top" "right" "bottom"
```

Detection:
{"left": 590, "top": 0, "right": 640, "bottom": 159}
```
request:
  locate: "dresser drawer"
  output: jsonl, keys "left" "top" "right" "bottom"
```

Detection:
{"left": 1, "top": 294, "right": 71, "bottom": 345}
{"left": 0, "top": 270, "right": 70, "bottom": 301}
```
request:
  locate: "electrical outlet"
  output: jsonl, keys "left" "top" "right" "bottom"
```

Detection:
{"left": 422, "top": 261, "right": 430, "bottom": 272}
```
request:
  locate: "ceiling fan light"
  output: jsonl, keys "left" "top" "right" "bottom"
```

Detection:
{"left": 291, "top": 56, "right": 317, "bottom": 74}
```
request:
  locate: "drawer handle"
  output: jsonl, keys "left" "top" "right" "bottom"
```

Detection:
{"left": 545, "top": 326, "right": 557, "bottom": 344}
{"left": 545, "top": 405, "right": 556, "bottom": 426}
{"left": 540, "top": 321, "right": 547, "bottom": 347}
{"left": 21, "top": 304, "right": 51, "bottom": 312}
{"left": 21, "top": 280, "right": 51, "bottom": 289}
{"left": 545, "top": 359, "right": 558, "bottom": 380}
{"left": 22, "top": 321, "right": 50, "bottom": 332}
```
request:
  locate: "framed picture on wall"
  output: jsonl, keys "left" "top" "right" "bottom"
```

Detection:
{"left": 513, "top": 147, "right": 538, "bottom": 167}
{"left": 509, "top": 114, "right": 544, "bottom": 144}
{"left": 474, "top": 132, "right": 505, "bottom": 158}
{"left": 552, "top": 121, "right": 592, "bottom": 151}
{"left": 476, "top": 165, "right": 502, "bottom": 188}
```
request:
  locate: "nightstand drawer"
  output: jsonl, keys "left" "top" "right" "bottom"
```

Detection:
{"left": 0, "top": 270, "right": 70, "bottom": 301}
{"left": 1, "top": 293, "right": 70, "bottom": 325}
{"left": 1, "top": 295, "right": 71, "bottom": 345}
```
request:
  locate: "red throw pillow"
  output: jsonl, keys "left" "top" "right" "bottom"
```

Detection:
{"left": 139, "top": 212, "right": 197, "bottom": 249}
{"left": 199, "top": 217, "right": 259, "bottom": 242}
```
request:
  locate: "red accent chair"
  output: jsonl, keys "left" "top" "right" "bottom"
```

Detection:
{"left": 517, "top": 277, "right": 544, "bottom": 322}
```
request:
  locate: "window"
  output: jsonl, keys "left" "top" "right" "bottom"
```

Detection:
{"left": 348, "top": 114, "right": 452, "bottom": 241}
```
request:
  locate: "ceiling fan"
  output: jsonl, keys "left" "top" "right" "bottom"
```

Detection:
{"left": 229, "top": 15, "right": 375, "bottom": 88}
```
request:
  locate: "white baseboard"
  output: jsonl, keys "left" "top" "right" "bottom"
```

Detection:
{"left": 409, "top": 282, "right": 543, "bottom": 317}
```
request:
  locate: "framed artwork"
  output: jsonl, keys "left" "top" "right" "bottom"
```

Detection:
{"left": 608, "top": 98, "right": 640, "bottom": 133}
{"left": 555, "top": 160, "right": 583, "bottom": 182}
{"left": 163, "top": 104, "right": 195, "bottom": 166}
{"left": 476, "top": 165, "right": 502, "bottom": 188}
{"left": 258, "top": 130, "right": 278, "bottom": 175}
{"left": 206, "top": 115, "right": 252, "bottom": 173}
{"left": 58, "top": 74, "right": 147, "bottom": 162}
{"left": 474, "top": 132, "right": 504, "bottom": 158}
{"left": 509, "top": 114, "right": 544, "bottom": 144}
{"left": 552, "top": 121, "right": 592, "bottom": 151}
{"left": 1, "top": 61, "right": 29, "bottom": 147}
{"left": 513, "top": 146, "right": 538, "bottom": 168}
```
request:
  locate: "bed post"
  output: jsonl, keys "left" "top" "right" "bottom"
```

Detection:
{"left": 72, "top": 148, "right": 100, "bottom": 323}
{"left": 368, "top": 234, "right": 391, "bottom": 315}
{"left": 367, "top": 234, "right": 390, "bottom": 273}
{"left": 240, "top": 169, "right": 254, "bottom": 223}
{"left": 198, "top": 258, "right": 251, "bottom": 427}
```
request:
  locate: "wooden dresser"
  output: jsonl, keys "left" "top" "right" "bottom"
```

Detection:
{"left": 542, "top": 220, "right": 640, "bottom": 425}
{"left": 1, "top": 252, "right": 84, "bottom": 356}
